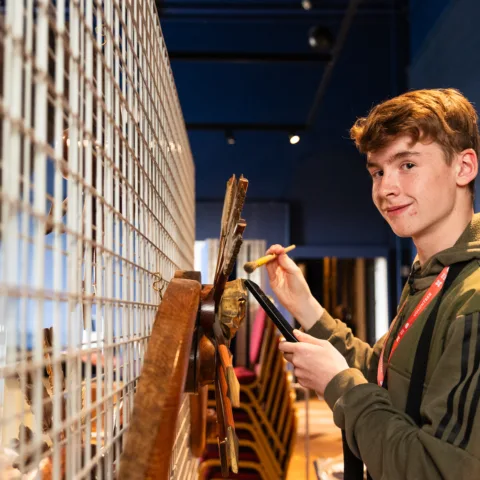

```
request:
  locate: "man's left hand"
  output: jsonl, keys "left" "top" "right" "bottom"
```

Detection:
{"left": 279, "top": 330, "right": 349, "bottom": 396}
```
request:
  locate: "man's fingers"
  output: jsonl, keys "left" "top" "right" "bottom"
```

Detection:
{"left": 265, "top": 261, "right": 280, "bottom": 284}
{"left": 265, "top": 244, "right": 300, "bottom": 277}
{"left": 278, "top": 340, "right": 297, "bottom": 353}
{"left": 266, "top": 244, "right": 286, "bottom": 255}
{"left": 294, "top": 329, "right": 327, "bottom": 346}
{"left": 276, "top": 252, "right": 299, "bottom": 272}
{"left": 283, "top": 352, "right": 294, "bottom": 363}
{"left": 294, "top": 368, "right": 308, "bottom": 382}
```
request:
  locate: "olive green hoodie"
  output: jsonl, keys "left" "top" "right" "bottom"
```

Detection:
{"left": 307, "top": 213, "right": 480, "bottom": 479}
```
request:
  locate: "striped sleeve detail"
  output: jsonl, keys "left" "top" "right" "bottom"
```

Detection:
{"left": 434, "top": 312, "right": 480, "bottom": 449}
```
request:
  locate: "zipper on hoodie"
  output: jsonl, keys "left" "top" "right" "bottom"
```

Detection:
{"left": 408, "top": 271, "right": 416, "bottom": 295}
{"left": 407, "top": 261, "right": 422, "bottom": 295}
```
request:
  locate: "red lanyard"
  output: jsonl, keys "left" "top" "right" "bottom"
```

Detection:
{"left": 377, "top": 266, "right": 449, "bottom": 386}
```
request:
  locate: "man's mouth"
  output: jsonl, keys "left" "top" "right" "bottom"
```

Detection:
{"left": 385, "top": 204, "right": 411, "bottom": 216}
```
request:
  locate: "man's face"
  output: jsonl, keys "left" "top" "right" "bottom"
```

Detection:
{"left": 367, "top": 135, "right": 458, "bottom": 239}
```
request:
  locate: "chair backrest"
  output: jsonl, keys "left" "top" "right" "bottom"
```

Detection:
{"left": 249, "top": 307, "right": 267, "bottom": 366}
{"left": 255, "top": 319, "right": 276, "bottom": 397}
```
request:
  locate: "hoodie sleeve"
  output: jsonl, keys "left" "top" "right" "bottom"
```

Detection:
{"left": 323, "top": 311, "right": 480, "bottom": 479}
{"left": 306, "top": 309, "right": 386, "bottom": 382}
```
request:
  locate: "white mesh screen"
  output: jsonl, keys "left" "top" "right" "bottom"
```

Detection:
{"left": 0, "top": 0, "right": 195, "bottom": 477}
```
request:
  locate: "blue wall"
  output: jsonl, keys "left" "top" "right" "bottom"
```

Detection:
{"left": 196, "top": 201, "right": 290, "bottom": 248}
{"left": 190, "top": 15, "right": 403, "bottom": 311}
{"left": 187, "top": 0, "right": 480, "bottom": 316}
{"left": 409, "top": 0, "right": 452, "bottom": 61}
{"left": 409, "top": 0, "right": 480, "bottom": 212}
{"left": 191, "top": 16, "right": 396, "bottom": 254}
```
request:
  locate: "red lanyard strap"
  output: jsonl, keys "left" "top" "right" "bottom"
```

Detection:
{"left": 377, "top": 267, "right": 449, "bottom": 387}
{"left": 405, "top": 260, "right": 471, "bottom": 425}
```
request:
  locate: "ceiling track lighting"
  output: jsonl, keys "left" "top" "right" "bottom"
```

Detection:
{"left": 301, "top": 0, "right": 312, "bottom": 11}
{"left": 308, "top": 25, "right": 334, "bottom": 52}
{"left": 289, "top": 133, "right": 300, "bottom": 145}
{"left": 225, "top": 130, "right": 236, "bottom": 145}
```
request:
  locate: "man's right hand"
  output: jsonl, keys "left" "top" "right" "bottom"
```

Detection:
{"left": 265, "top": 244, "right": 324, "bottom": 330}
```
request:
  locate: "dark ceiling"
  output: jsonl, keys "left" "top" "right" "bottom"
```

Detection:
{"left": 157, "top": 0, "right": 410, "bottom": 200}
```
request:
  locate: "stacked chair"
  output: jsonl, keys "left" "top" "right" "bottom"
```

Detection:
{"left": 199, "top": 307, "right": 297, "bottom": 479}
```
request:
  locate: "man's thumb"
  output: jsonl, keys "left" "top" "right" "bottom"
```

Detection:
{"left": 277, "top": 252, "right": 300, "bottom": 273}
{"left": 293, "top": 329, "right": 322, "bottom": 345}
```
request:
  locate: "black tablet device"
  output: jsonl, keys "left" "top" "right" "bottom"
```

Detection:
{"left": 244, "top": 279, "right": 298, "bottom": 343}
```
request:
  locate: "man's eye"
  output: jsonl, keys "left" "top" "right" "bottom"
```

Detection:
{"left": 402, "top": 163, "right": 415, "bottom": 170}
{"left": 371, "top": 170, "right": 383, "bottom": 179}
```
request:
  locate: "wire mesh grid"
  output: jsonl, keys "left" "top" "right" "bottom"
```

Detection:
{"left": 0, "top": 0, "right": 195, "bottom": 478}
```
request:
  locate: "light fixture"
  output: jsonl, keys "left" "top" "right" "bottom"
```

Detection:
{"left": 225, "top": 130, "right": 235, "bottom": 145}
{"left": 301, "top": 0, "right": 312, "bottom": 10}
{"left": 308, "top": 26, "right": 334, "bottom": 52}
{"left": 289, "top": 133, "right": 300, "bottom": 145}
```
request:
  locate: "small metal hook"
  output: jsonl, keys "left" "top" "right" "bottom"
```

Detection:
{"left": 95, "top": 24, "right": 107, "bottom": 46}
{"left": 152, "top": 272, "right": 168, "bottom": 300}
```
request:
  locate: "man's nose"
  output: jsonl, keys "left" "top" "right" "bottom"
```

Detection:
{"left": 378, "top": 171, "right": 400, "bottom": 197}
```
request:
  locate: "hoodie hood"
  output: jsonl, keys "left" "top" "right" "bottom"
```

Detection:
{"left": 408, "top": 213, "right": 480, "bottom": 293}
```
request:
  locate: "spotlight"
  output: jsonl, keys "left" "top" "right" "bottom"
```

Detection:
{"left": 301, "top": 0, "right": 312, "bottom": 10}
{"left": 225, "top": 130, "right": 235, "bottom": 145}
{"left": 289, "top": 133, "right": 300, "bottom": 145}
{"left": 308, "top": 26, "right": 334, "bottom": 52}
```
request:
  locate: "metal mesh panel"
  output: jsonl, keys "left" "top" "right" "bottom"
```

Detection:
{"left": 0, "top": 0, "right": 195, "bottom": 477}
{"left": 169, "top": 393, "right": 199, "bottom": 480}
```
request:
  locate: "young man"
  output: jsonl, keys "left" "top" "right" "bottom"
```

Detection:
{"left": 267, "top": 88, "right": 480, "bottom": 479}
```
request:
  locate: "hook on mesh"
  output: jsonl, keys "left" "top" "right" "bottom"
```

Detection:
{"left": 95, "top": 23, "right": 107, "bottom": 46}
{"left": 152, "top": 272, "right": 168, "bottom": 300}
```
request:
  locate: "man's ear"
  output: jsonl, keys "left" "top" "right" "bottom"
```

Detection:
{"left": 456, "top": 148, "right": 478, "bottom": 187}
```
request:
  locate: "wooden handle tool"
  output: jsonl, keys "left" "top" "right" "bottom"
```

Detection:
{"left": 243, "top": 244, "right": 296, "bottom": 273}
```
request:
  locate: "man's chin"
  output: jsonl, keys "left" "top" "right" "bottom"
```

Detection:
{"left": 388, "top": 223, "right": 416, "bottom": 238}
{"left": 394, "top": 231, "right": 413, "bottom": 238}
